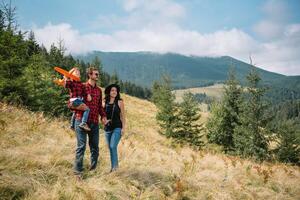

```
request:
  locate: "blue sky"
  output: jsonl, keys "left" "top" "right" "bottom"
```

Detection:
{"left": 11, "top": 0, "right": 300, "bottom": 75}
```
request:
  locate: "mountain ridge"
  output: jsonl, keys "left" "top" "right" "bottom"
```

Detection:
{"left": 77, "top": 51, "right": 298, "bottom": 89}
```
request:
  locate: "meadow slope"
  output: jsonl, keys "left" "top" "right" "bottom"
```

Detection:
{"left": 0, "top": 94, "right": 299, "bottom": 200}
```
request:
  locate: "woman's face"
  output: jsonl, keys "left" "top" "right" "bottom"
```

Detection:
{"left": 110, "top": 87, "right": 118, "bottom": 98}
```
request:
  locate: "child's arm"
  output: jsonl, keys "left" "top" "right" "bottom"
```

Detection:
{"left": 86, "top": 85, "right": 92, "bottom": 102}
{"left": 87, "top": 94, "right": 92, "bottom": 102}
{"left": 64, "top": 76, "right": 72, "bottom": 88}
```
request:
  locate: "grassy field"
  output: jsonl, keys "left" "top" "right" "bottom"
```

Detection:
{"left": 0, "top": 94, "right": 299, "bottom": 200}
{"left": 173, "top": 84, "right": 225, "bottom": 102}
{"left": 173, "top": 84, "right": 225, "bottom": 112}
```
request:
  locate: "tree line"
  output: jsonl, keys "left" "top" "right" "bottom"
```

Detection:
{"left": 0, "top": 3, "right": 151, "bottom": 118}
{"left": 207, "top": 68, "right": 299, "bottom": 164}
{"left": 152, "top": 70, "right": 299, "bottom": 165}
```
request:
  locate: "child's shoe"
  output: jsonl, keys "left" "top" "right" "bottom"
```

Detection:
{"left": 78, "top": 122, "right": 91, "bottom": 131}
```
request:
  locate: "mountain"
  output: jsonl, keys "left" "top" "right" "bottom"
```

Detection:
{"left": 77, "top": 51, "right": 298, "bottom": 89}
{"left": 1, "top": 96, "right": 300, "bottom": 199}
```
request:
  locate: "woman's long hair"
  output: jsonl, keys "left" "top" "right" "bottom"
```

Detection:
{"left": 104, "top": 84, "right": 122, "bottom": 104}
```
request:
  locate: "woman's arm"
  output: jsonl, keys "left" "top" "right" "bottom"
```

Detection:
{"left": 119, "top": 100, "right": 126, "bottom": 135}
{"left": 99, "top": 89, "right": 107, "bottom": 125}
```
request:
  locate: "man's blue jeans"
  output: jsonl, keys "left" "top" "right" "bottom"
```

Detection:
{"left": 74, "top": 120, "right": 99, "bottom": 174}
{"left": 105, "top": 128, "right": 122, "bottom": 170}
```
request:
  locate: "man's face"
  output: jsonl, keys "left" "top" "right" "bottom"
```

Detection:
{"left": 90, "top": 70, "right": 99, "bottom": 81}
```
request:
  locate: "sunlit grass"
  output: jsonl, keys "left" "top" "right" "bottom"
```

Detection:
{"left": 173, "top": 84, "right": 225, "bottom": 101}
{"left": 0, "top": 96, "right": 299, "bottom": 200}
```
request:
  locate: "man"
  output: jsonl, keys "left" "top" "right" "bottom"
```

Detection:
{"left": 73, "top": 66, "right": 107, "bottom": 178}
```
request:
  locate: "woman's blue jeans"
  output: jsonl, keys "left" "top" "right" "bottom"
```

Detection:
{"left": 105, "top": 128, "right": 122, "bottom": 170}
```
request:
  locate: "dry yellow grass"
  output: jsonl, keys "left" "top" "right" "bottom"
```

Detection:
{"left": 173, "top": 84, "right": 225, "bottom": 102}
{"left": 0, "top": 95, "right": 299, "bottom": 200}
{"left": 173, "top": 84, "right": 225, "bottom": 112}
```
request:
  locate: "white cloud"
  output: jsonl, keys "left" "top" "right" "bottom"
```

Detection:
{"left": 123, "top": 0, "right": 140, "bottom": 11}
{"left": 31, "top": 0, "right": 300, "bottom": 76}
{"left": 250, "top": 0, "right": 300, "bottom": 74}
{"left": 254, "top": 20, "right": 284, "bottom": 39}
{"left": 262, "top": 0, "right": 289, "bottom": 21}
{"left": 122, "top": 0, "right": 185, "bottom": 18}
{"left": 253, "top": 23, "right": 300, "bottom": 75}
{"left": 91, "top": 0, "right": 185, "bottom": 32}
{"left": 253, "top": 0, "right": 291, "bottom": 40}
{"left": 33, "top": 23, "right": 256, "bottom": 57}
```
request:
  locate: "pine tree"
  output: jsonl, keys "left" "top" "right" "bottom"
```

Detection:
{"left": 2, "top": 1, "right": 17, "bottom": 31}
{"left": 151, "top": 80, "right": 161, "bottom": 105}
{"left": 0, "top": 9, "right": 5, "bottom": 31}
{"left": 207, "top": 69, "right": 243, "bottom": 151}
{"left": 92, "top": 56, "right": 101, "bottom": 68}
{"left": 101, "top": 71, "right": 111, "bottom": 87}
{"left": 26, "top": 31, "right": 40, "bottom": 57}
{"left": 22, "top": 53, "right": 69, "bottom": 116}
{"left": 90, "top": 56, "right": 104, "bottom": 85}
{"left": 275, "top": 120, "right": 300, "bottom": 164}
{"left": 174, "top": 92, "right": 204, "bottom": 149}
{"left": 233, "top": 68, "right": 271, "bottom": 160}
{"left": 62, "top": 54, "right": 76, "bottom": 70}
{"left": 0, "top": 5, "right": 28, "bottom": 104}
{"left": 152, "top": 75, "right": 177, "bottom": 137}
{"left": 77, "top": 60, "right": 87, "bottom": 81}
{"left": 144, "top": 87, "right": 152, "bottom": 100}
{"left": 48, "top": 44, "right": 64, "bottom": 67}
{"left": 110, "top": 70, "right": 120, "bottom": 85}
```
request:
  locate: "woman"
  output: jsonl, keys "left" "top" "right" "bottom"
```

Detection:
{"left": 104, "top": 84, "right": 126, "bottom": 172}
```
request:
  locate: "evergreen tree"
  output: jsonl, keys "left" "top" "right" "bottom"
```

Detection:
{"left": 48, "top": 42, "right": 67, "bottom": 68}
{"left": 22, "top": 53, "right": 69, "bottom": 116}
{"left": 62, "top": 54, "right": 76, "bottom": 70}
{"left": 101, "top": 71, "right": 111, "bottom": 87}
{"left": 144, "top": 87, "right": 152, "bottom": 100}
{"left": 151, "top": 80, "right": 161, "bottom": 105}
{"left": 174, "top": 92, "right": 204, "bottom": 149}
{"left": 0, "top": 5, "right": 28, "bottom": 104}
{"left": 90, "top": 56, "right": 104, "bottom": 85}
{"left": 22, "top": 54, "right": 70, "bottom": 116}
{"left": 110, "top": 70, "right": 120, "bottom": 85}
{"left": 26, "top": 31, "right": 40, "bottom": 57}
{"left": 2, "top": 1, "right": 17, "bottom": 31}
{"left": 91, "top": 56, "right": 101, "bottom": 69}
{"left": 207, "top": 69, "right": 243, "bottom": 151}
{"left": 233, "top": 68, "right": 271, "bottom": 160}
{"left": 0, "top": 9, "right": 5, "bottom": 31}
{"left": 77, "top": 59, "right": 87, "bottom": 81}
{"left": 152, "top": 75, "right": 177, "bottom": 137}
{"left": 275, "top": 120, "right": 300, "bottom": 165}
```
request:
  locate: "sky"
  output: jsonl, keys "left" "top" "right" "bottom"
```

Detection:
{"left": 11, "top": 0, "right": 300, "bottom": 75}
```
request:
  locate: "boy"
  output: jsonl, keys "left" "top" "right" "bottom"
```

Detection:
{"left": 64, "top": 67, "right": 91, "bottom": 131}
